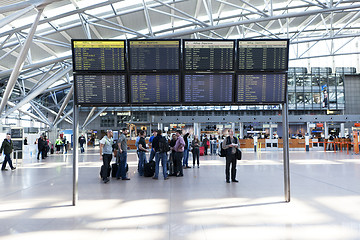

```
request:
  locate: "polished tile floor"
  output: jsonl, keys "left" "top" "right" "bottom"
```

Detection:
{"left": 1, "top": 147, "right": 360, "bottom": 240}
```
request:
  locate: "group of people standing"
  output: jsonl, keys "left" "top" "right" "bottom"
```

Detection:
{"left": 98, "top": 128, "right": 240, "bottom": 184}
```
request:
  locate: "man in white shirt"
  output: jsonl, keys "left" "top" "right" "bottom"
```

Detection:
{"left": 99, "top": 130, "right": 113, "bottom": 183}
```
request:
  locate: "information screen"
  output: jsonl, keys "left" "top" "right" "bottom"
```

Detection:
{"left": 74, "top": 74, "right": 127, "bottom": 105}
{"left": 130, "top": 74, "right": 180, "bottom": 104}
{"left": 129, "top": 40, "right": 180, "bottom": 71}
{"left": 238, "top": 40, "right": 288, "bottom": 71}
{"left": 236, "top": 73, "right": 287, "bottom": 104}
{"left": 72, "top": 40, "right": 125, "bottom": 71}
{"left": 184, "top": 74, "right": 233, "bottom": 103}
{"left": 12, "top": 140, "right": 23, "bottom": 151}
{"left": 184, "top": 40, "right": 234, "bottom": 71}
{"left": 10, "top": 129, "right": 23, "bottom": 138}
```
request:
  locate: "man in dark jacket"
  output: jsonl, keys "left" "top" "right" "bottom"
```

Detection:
{"left": 37, "top": 135, "right": 45, "bottom": 160}
{"left": 0, "top": 133, "right": 16, "bottom": 171}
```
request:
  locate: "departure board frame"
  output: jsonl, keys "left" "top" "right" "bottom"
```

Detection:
{"left": 237, "top": 39, "right": 289, "bottom": 72}
{"left": 128, "top": 39, "right": 181, "bottom": 72}
{"left": 183, "top": 39, "right": 236, "bottom": 71}
{"left": 235, "top": 72, "right": 288, "bottom": 105}
{"left": 73, "top": 73, "right": 128, "bottom": 106}
{"left": 71, "top": 39, "right": 126, "bottom": 72}
{"left": 129, "top": 73, "right": 181, "bottom": 105}
{"left": 182, "top": 73, "right": 235, "bottom": 105}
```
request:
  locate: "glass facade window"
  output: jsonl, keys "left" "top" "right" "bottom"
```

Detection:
{"left": 287, "top": 73, "right": 345, "bottom": 111}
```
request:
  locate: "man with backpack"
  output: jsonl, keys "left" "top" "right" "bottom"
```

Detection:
{"left": 222, "top": 129, "right": 239, "bottom": 183}
{"left": 151, "top": 130, "right": 169, "bottom": 180}
{"left": 173, "top": 130, "right": 185, "bottom": 177}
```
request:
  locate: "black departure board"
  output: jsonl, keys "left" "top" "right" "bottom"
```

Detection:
{"left": 184, "top": 40, "right": 234, "bottom": 71}
{"left": 184, "top": 74, "right": 233, "bottom": 103}
{"left": 236, "top": 73, "right": 287, "bottom": 104}
{"left": 74, "top": 74, "right": 127, "bottom": 105}
{"left": 10, "top": 128, "right": 23, "bottom": 138}
{"left": 130, "top": 74, "right": 180, "bottom": 104}
{"left": 129, "top": 40, "right": 180, "bottom": 71}
{"left": 238, "top": 40, "right": 288, "bottom": 71}
{"left": 72, "top": 40, "right": 126, "bottom": 71}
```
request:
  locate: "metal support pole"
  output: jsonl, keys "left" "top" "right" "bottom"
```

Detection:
{"left": 72, "top": 104, "right": 79, "bottom": 206}
{"left": 282, "top": 101, "right": 290, "bottom": 202}
{"left": 0, "top": 7, "right": 44, "bottom": 115}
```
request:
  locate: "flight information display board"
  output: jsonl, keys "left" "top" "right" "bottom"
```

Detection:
{"left": 238, "top": 40, "right": 288, "bottom": 71}
{"left": 74, "top": 74, "right": 127, "bottom": 105}
{"left": 184, "top": 74, "right": 233, "bottom": 103}
{"left": 184, "top": 40, "right": 235, "bottom": 71}
{"left": 130, "top": 74, "right": 180, "bottom": 104}
{"left": 129, "top": 40, "right": 180, "bottom": 71}
{"left": 236, "top": 73, "right": 287, "bottom": 104}
{"left": 72, "top": 40, "right": 126, "bottom": 71}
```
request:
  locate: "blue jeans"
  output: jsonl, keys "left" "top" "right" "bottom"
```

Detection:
{"left": 183, "top": 148, "right": 189, "bottom": 167}
{"left": 1, "top": 153, "right": 14, "bottom": 170}
{"left": 149, "top": 149, "right": 155, "bottom": 161}
{"left": 138, "top": 151, "right": 146, "bottom": 176}
{"left": 116, "top": 151, "right": 128, "bottom": 179}
{"left": 155, "top": 152, "right": 168, "bottom": 178}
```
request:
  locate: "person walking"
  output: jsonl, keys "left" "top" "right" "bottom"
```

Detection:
{"left": 191, "top": 135, "right": 201, "bottom": 168}
{"left": 222, "top": 129, "right": 239, "bottom": 183}
{"left": 116, "top": 128, "right": 130, "bottom": 180}
{"left": 0, "top": 133, "right": 16, "bottom": 171}
{"left": 202, "top": 135, "right": 209, "bottom": 155}
{"left": 79, "top": 134, "right": 86, "bottom": 153}
{"left": 173, "top": 130, "right": 185, "bottom": 177}
{"left": 99, "top": 130, "right": 114, "bottom": 183}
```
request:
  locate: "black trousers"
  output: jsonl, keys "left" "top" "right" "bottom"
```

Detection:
{"left": 192, "top": 148, "right": 200, "bottom": 166}
{"left": 225, "top": 154, "right": 237, "bottom": 181}
{"left": 102, "top": 154, "right": 112, "bottom": 180}
{"left": 174, "top": 152, "right": 184, "bottom": 175}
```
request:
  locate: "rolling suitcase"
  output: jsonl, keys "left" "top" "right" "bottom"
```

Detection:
{"left": 199, "top": 146, "right": 205, "bottom": 156}
{"left": 111, "top": 163, "right": 118, "bottom": 178}
{"left": 144, "top": 160, "right": 155, "bottom": 177}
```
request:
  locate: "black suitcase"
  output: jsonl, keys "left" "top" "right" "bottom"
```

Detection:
{"left": 111, "top": 163, "right": 118, "bottom": 178}
{"left": 167, "top": 154, "right": 175, "bottom": 176}
{"left": 100, "top": 165, "right": 111, "bottom": 179}
{"left": 144, "top": 160, "right": 155, "bottom": 177}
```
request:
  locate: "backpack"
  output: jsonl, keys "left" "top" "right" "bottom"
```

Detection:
{"left": 219, "top": 137, "right": 238, "bottom": 157}
{"left": 159, "top": 137, "right": 170, "bottom": 153}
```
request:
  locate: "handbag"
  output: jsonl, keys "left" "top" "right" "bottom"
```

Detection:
{"left": 235, "top": 148, "right": 242, "bottom": 160}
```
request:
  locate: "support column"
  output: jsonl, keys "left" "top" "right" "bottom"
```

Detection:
{"left": 193, "top": 123, "right": 201, "bottom": 138}
{"left": 307, "top": 122, "right": 311, "bottom": 135}
{"left": 269, "top": 122, "right": 273, "bottom": 139}
{"left": 158, "top": 123, "right": 163, "bottom": 132}
{"left": 324, "top": 122, "right": 329, "bottom": 139}
{"left": 340, "top": 123, "right": 345, "bottom": 138}
{"left": 0, "top": 7, "right": 44, "bottom": 115}
{"left": 231, "top": 122, "right": 235, "bottom": 134}
{"left": 72, "top": 104, "right": 79, "bottom": 206}
{"left": 239, "top": 122, "right": 244, "bottom": 139}
{"left": 282, "top": 100, "right": 290, "bottom": 202}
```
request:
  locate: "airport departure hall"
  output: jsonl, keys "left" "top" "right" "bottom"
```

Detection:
{"left": 1, "top": 0, "right": 360, "bottom": 239}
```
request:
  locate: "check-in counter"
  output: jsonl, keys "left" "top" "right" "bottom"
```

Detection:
{"left": 239, "top": 139, "right": 254, "bottom": 149}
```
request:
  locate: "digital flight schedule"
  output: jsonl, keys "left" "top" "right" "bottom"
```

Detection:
{"left": 238, "top": 40, "right": 288, "bottom": 71}
{"left": 129, "top": 40, "right": 180, "bottom": 70}
{"left": 74, "top": 74, "right": 127, "bottom": 105}
{"left": 236, "top": 73, "right": 286, "bottom": 104}
{"left": 72, "top": 40, "right": 125, "bottom": 71}
{"left": 184, "top": 74, "right": 233, "bottom": 103}
{"left": 184, "top": 40, "right": 234, "bottom": 71}
{"left": 130, "top": 74, "right": 180, "bottom": 104}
